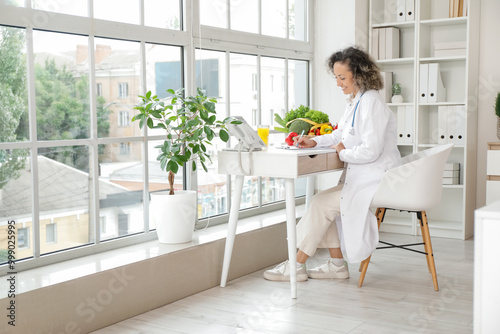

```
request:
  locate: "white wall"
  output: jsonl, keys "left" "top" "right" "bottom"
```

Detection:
{"left": 312, "top": 0, "right": 369, "bottom": 191}
{"left": 476, "top": 0, "right": 500, "bottom": 208}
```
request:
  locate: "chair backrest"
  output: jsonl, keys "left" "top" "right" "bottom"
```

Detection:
{"left": 371, "top": 144, "right": 454, "bottom": 211}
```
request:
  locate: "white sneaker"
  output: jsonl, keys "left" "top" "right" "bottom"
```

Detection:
{"left": 307, "top": 259, "right": 350, "bottom": 279}
{"left": 263, "top": 260, "right": 308, "bottom": 282}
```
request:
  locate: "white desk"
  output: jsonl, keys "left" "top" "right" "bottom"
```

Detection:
{"left": 218, "top": 147, "right": 344, "bottom": 298}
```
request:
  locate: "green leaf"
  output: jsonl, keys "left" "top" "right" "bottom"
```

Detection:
{"left": 192, "top": 160, "right": 197, "bottom": 171}
{"left": 146, "top": 91, "right": 152, "bottom": 99}
{"left": 219, "top": 129, "right": 229, "bottom": 142}
{"left": 187, "top": 119, "right": 199, "bottom": 127}
{"left": 166, "top": 160, "right": 179, "bottom": 174}
{"left": 154, "top": 123, "right": 167, "bottom": 130}
{"left": 151, "top": 110, "right": 162, "bottom": 118}
{"left": 203, "top": 101, "right": 216, "bottom": 113}
{"left": 206, "top": 129, "right": 214, "bottom": 141}
{"left": 200, "top": 160, "right": 208, "bottom": 173}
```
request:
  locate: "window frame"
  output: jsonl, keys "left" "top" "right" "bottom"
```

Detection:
{"left": 0, "top": 0, "right": 314, "bottom": 276}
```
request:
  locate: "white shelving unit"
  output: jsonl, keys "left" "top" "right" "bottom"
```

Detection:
{"left": 369, "top": 0, "right": 480, "bottom": 239}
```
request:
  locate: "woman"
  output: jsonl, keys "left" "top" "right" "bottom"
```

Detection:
{"left": 264, "top": 46, "right": 401, "bottom": 282}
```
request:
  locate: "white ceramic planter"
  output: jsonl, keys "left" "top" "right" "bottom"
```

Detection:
{"left": 150, "top": 190, "right": 197, "bottom": 244}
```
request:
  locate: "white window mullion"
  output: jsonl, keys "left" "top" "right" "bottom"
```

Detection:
{"left": 25, "top": 26, "right": 40, "bottom": 259}
{"left": 285, "top": 58, "right": 289, "bottom": 117}
{"left": 88, "top": 35, "right": 101, "bottom": 245}
{"left": 140, "top": 40, "right": 151, "bottom": 233}
{"left": 225, "top": 50, "right": 232, "bottom": 213}
{"left": 286, "top": 0, "right": 290, "bottom": 40}
{"left": 257, "top": 55, "right": 263, "bottom": 208}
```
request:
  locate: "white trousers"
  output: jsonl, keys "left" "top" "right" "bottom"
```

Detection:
{"left": 296, "top": 185, "right": 343, "bottom": 257}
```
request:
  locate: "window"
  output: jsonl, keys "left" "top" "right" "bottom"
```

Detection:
{"left": 118, "top": 82, "right": 129, "bottom": 98}
{"left": 0, "top": 1, "right": 311, "bottom": 275}
{"left": 119, "top": 111, "right": 130, "bottom": 127}
{"left": 46, "top": 223, "right": 57, "bottom": 244}
{"left": 18, "top": 227, "right": 29, "bottom": 249}
{"left": 201, "top": 0, "right": 308, "bottom": 41}
{"left": 119, "top": 142, "right": 131, "bottom": 155}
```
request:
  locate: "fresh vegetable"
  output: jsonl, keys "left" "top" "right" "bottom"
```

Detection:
{"left": 274, "top": 105, "right": 330, "bottom": 133}
{"left": 304, "top": 109, "right": 330, "bottom": 124}
{"left": 289, "top": 118, "right": 313, "bottom": 134}
{"left": 284, "top": 105, "right": 309, "bottom": 123}
{"left": 320, "top": 124, "right": 333, "bottom": 135}
{"left": 285, "top": 132, "right": 298, "bottom": 146}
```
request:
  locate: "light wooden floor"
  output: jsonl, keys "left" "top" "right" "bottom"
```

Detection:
{"left": 91, "top": 232, "right": 474, "bottom": 334}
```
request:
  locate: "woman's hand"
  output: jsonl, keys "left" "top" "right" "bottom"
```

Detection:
{"left": 333, "top": 142, "right": 345, "bottom": 155}
{"left": 295, "top": 136, "right": 317, "bottom": 148}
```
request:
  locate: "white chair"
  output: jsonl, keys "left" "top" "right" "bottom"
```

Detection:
{"left": 358, "top": 143, "right": 454, "bottom": 291}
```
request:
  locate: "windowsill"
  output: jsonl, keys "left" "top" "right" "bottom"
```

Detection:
{"left": 0, "top": 204, "right": 305, "bottom": 295}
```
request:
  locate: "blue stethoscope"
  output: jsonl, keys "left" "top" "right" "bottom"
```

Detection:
{"left": 349, "top": 91, "right": 365, "bottom": 135}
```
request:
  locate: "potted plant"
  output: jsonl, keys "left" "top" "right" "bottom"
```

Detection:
{"left": 132, "top": 87, "right": 235, "bottom": 243}
{"left": 391, "top": 83, "right": 403, "bottom": 103}
{"left": 496, "top": 92, "right": 500, "bottom": 140}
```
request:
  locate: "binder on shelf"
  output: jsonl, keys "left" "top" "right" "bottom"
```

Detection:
{"left": 405, "top": 0, "right": 415, "bottom": 21}
{"left": 438, "top": 105, "right": 466, "bottom": 145}
{"left": 385, "top": 27, "right": 400, "bottom": 60}
{"left": 397, "top": 0, "right": 405, "bottom": 22}
{"left": 397, "top": 106, "right": 406, "bottom": 145}
{"left": 450, "top": 105, "right": 466, "bottom": 145}
{"left": 419, "top": 63, "right": 429, "bottom": 103}
{"left": 404, "top": 105, "right": 414, "bottom": 144}
{"left": 437, "top": 106, "right": 447, "bottom": 144}
{"left": 379, "top": 71, "right": 393, "bottom": 103}
{"left": 371, "top": 28, "right": 379, "bottom": 60}
{"left": 428, "top": 63, "right": 446, "bottom": 103}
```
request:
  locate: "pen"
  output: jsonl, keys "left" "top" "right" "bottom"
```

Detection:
{"left": 296, "top": 130, "right": 305, "bottom": 147}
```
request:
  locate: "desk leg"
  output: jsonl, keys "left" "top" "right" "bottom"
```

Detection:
{"left": 220, "top": 175, "right": 244, "bottom": 288}
{"left": 285, "top": 178, "right": 298, "bottom": 299}
{"left": 305, "top": 175, "right": 315, "bottom": 209}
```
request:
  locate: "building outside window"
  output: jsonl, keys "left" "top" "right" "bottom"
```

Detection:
{"left": 118, "top": 82, "right": 129, "bottom": 98}
{"left": 46, "top": 223, "right": 57, "bottom": 244}
{"left": 118, "top": 110, "right": 130, "bottom": 127}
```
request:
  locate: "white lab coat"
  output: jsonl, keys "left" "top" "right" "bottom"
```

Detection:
{"left": 313, "top": 90, "right": 401, "bottom": 263}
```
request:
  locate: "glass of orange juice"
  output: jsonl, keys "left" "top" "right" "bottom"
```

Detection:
{"left": 257, "top": 125, "right": 269, "bottom": 147}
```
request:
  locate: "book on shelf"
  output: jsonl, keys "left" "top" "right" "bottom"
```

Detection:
{"left": 379, "top": 71, "right": 392, "bottom": 103}
{"left": 449, "top": 0, "right": 467, "bottom": 18}
{"left": 371, "top": 27, "right": 399, "bottom": 60}
{"left": 443, "top": 163, "right": 460, "bottom": 185}
{"left": 434, "top": 41, "right": 466, "bottom": 57}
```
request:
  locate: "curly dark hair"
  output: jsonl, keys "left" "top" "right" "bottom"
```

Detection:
{"left": 326, "top": 46, "right": 383, "bottom": 91}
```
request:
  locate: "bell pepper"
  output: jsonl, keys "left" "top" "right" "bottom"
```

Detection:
{"left": 320, "top": 124, "right": 333, "bottom": 135}
{"left": 285, "top": 132, "right": 298, "bottom": 146}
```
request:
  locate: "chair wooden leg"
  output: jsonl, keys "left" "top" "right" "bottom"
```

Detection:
{"left": 358, "top": 256, "right": 371, "bottom": 287}
{"left": 358, "top": 208, "right": 386, "bottom": 287}
{"left": 418, "top": 211, "right": 439, "bottom": 291}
